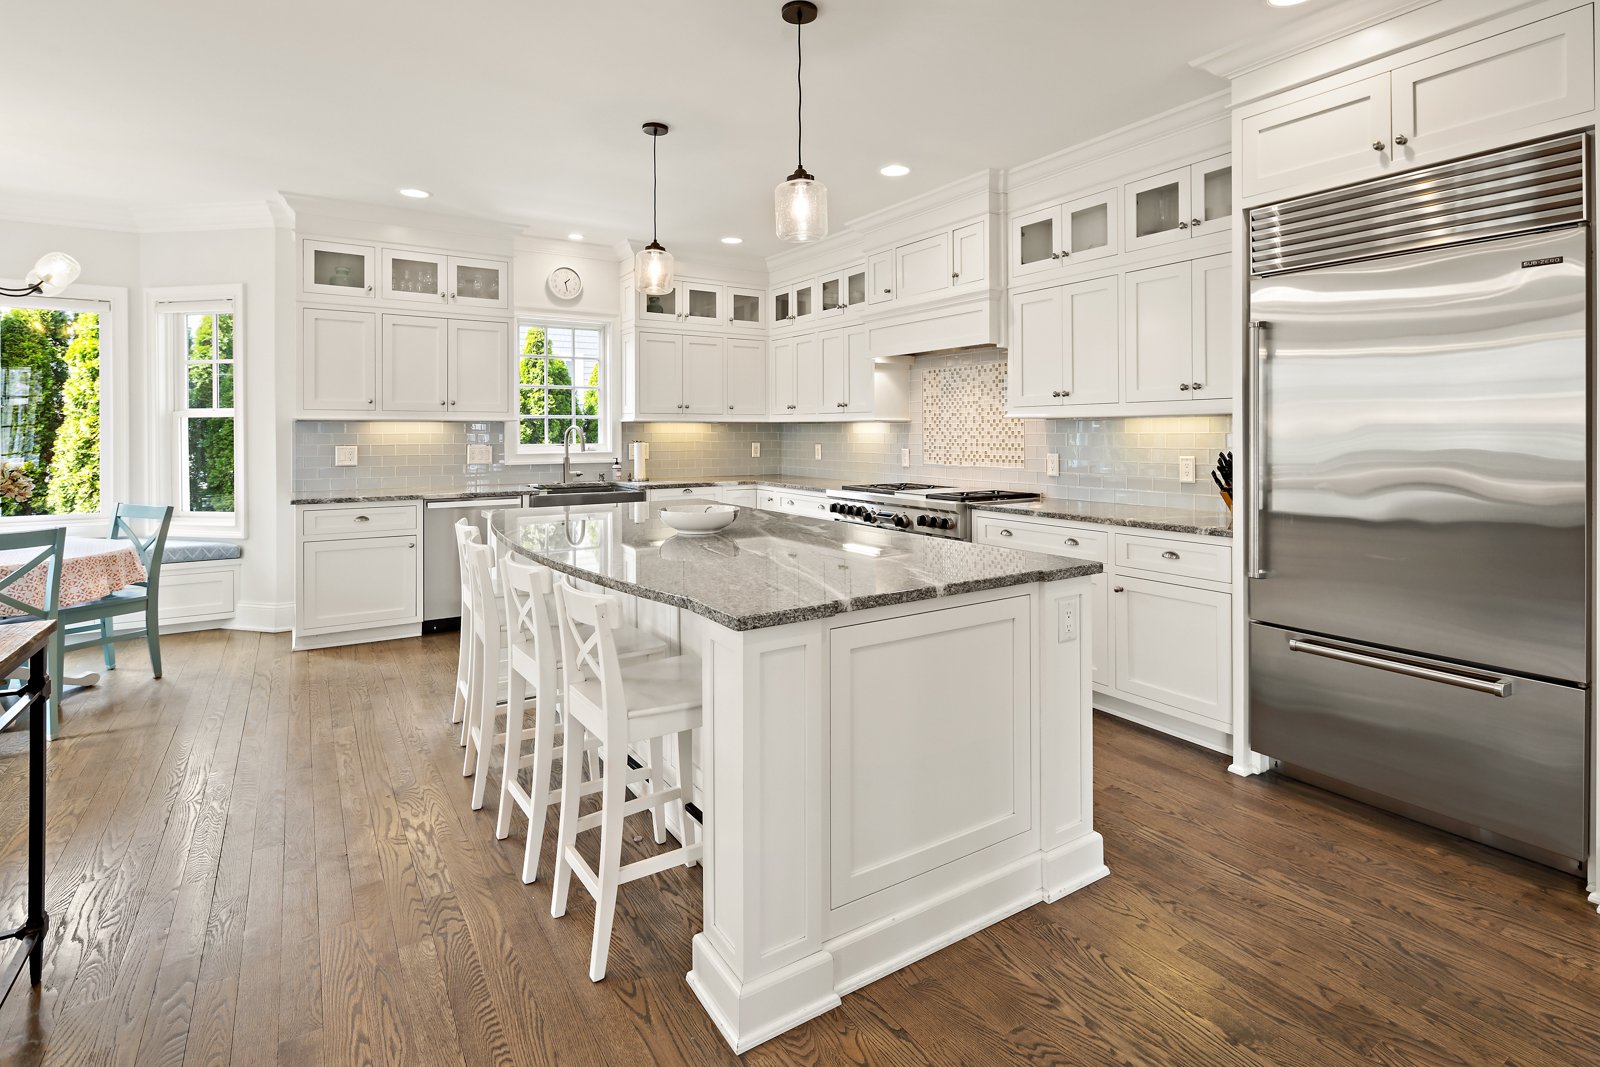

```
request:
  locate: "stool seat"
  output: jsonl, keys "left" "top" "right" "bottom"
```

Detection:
{"left": 570, "top": 655, "right": 699, "bottom": 730}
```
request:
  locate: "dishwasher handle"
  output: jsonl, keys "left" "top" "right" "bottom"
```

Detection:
{"left": 425, "top": 497, "right": 523, "bottom": 510}
{"left": 1287, "top": 637, "right": 1514, "bottom": 698}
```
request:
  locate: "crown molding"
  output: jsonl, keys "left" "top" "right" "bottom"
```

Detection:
{"left": 1188, "top": 0, "right": 1439, "bottom": 82}
{"left": 517, "top": 233, "right": 627, "bottom": 262}
{"left": 133, "top": 200, "right": 284, "bottom": 232}
{"left": 279, "top": 192, "right": 522, "bottom": 241}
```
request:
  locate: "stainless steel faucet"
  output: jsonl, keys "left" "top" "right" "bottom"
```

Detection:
{"left": 561, "top": 423, "right": 587, "bottom": 484}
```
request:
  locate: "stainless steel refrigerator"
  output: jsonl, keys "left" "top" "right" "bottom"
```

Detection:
{"left": 1246, "top": 133, "right": 1591, "bottom": 873}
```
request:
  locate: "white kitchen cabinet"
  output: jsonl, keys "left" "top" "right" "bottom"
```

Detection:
{"left": 447, "top": 319, "right": 511, "bottom": 417}
{"left": 1111, "top": 575, "right": 1231, "bottom": 727}
{"left": 819, "top": 263, "right": 869, "bottom": 318}
{"left": 640, "top": 286, "right": 681, "bottom": 322}
{"left": 301, "top": 307, "right": 377, "bottom": 413}
{"left": 302, "top": 240, "right": 376, "bottom": 300}
{"left": 680, "top": 280, "right": 723, "bottom": 326}
{"left": 1008, "top": 274, "right": 1119, "bottom": 410}
{"left": 1126, "top": 158, "right": 1232, "bottom": 251}
{"left": 1011, "top": 189, "right": 1119, "bottom": 280}
{"left": 771, "top": 278, "right": 817, "bottom": 330}
{"left": 819, "top": 329, "right": 847, "bottom": 413}
{"left": 842, "top": 327, "right": 875, "bottom": 415}
{"left": 681, "top": 335, "right": 727, "bottom": 415}
{"left": 1124, "top": 255, "right": 1234, "bottom": 404}
{"left": 299, "top": 535, "right": 421, "bottom": 636}
{"left": 379, "top": 315, "right": 450, "bottom": 413}
{"left": 725, "top": 338, "right": 767, "bottom": 416}
{"left": 447, "top": 255, "right": 509, "bottom": 310}
{"left": 380, "top": 247, "right": 448, "bottom": 305}
{"left": 636, "top": 331, "right": 686, "bottom": 414}
{"left": 1187, "top": 156, "right": 1233, "bottom": 237}
{"left": 951, "top": 221, "right": 986, "bottom": 287}
{"left": 896, "top": 231, "right": 951, "bottom": 301}
{"left": 866, "top": 251, "right": 894, "bottom": 304}
{"left": 727, "top": 286, "right": 765, "bottom": 328}
{"left": 794, "top": 333, "right": 822, "bottom": 415}
{"left": 770, "top": 336, "right": 799, "bottom": 414}
{"left": 1239, "top": 74, "right": 1393, "bottom": 201}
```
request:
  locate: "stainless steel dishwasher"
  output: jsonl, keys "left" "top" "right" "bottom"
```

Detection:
{"left": 422, "top": 496, "right": 524, "bottom": 630}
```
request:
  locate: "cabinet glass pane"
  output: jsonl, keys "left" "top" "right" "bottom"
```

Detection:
{"left": 1019, "top": 217, "right": 1056, "bottom": 265}
{"left": 821, "top": 277, "right": 842, "bottom": 311}
{"left": 795, "top": 285, "right": 812, "bottom": 317}
{"left": 455, "top": 264, "right": 500, "bottom": 301}
{"left": 1134, "top": 182, "right": 1182, "bottom": 238}
{"left": 646, "top": 289, "right": 677, "bottom": 316}
{"left": 687, "top": 286, "right": 718, "bottom": 318}
{"left": 1202, "top": 166, "right": 1232, "bottom": 222}
{"left": 847, "top": 270, "right": 866, "bottom": 305}
{"left": 391, "top": 257, "right": 440, "bottom": 295}
{"left": 1069, "top": 203, "right": 1109, "bottom": 253}
{"left": 774, "top": 291, "right": 790, "bottom": 321}
{"left": 732, "top": 292, "right": 761, "bottom": 323}
{"left": 313, "top": 249, "right": 366, "bottom": 290}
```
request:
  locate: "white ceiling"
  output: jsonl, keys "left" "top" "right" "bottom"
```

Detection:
{"left": 6, "top": 0, "right": 1323, "bottom": 261}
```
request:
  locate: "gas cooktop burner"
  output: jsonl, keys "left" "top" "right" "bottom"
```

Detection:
{"left": 839, "top": 482, "right": 950, "bottom": 493}
{"left": 924, "top": 489, "right": 1041, "bottom": 503}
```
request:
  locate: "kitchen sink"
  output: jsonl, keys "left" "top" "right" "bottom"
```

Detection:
{"left": 525, "top": 482, "right": 645, "bottom": 506}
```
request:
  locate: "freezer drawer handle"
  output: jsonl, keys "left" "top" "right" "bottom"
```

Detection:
{"left": 1286, "top": 638, "right": 1514, "bottom": 698}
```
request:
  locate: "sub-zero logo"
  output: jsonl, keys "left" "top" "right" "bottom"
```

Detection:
{"left": 1521, "top": 256, "right": 1565, "bottom": 268}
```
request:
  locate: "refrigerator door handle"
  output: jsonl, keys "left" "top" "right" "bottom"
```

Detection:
{"left": 1248, "top": 320, "right": 1267, "bottom": 579}
{"left": 1287, "top": 637, "right": 1515, "bottom": 698}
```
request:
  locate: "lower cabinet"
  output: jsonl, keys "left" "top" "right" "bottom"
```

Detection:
{"left": 295, "top": 502, "right": 423, "bottom": 648}
{"left": 1110, "top": 574, "right": 1231, "bottom": 726}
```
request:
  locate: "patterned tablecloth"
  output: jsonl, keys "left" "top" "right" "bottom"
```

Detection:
{"left": 0, "top": 536, "right": 147, "bottom": 617}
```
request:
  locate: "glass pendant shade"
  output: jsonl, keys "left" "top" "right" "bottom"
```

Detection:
{"left": 635, "top": 242, "right": 675, "bottom": 296}
{"left": 26, "top": 252, "right": 81, "bottom": 296}
{"left": 775, "top": 170, "right": 828, "bottom": 242}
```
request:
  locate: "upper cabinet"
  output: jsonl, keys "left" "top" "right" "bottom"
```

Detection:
{"left": 871, "top": 218, "right": 989, "bottom": 307}
{"left": 1238, "top": 6, "right": 1594, "bottom": 202}
{"left": 1122, "top": 255, "right": 1233, "bottom": 405}
{"left": 381, "top": 248, "right": 509, "bottom": 309}
{"left": 818, "top": 264, "right": 868, "bottom": 317}
{"left": 1008, "top": 274, "right": 1120, "bottom": 411}
{"left": 1012, "top": 189, "right": 1118, "bottom": 278}
{"left": 1124, "top": 156, "right": 1232, "bottom": 252}
{"left": 771, "top": 277, "right": 817, "bottom": 330}
{"left": 303, "top": 240, "right": 376, "bottom": 299}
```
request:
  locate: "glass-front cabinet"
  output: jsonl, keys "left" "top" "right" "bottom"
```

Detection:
{"left": 303, "top": 240, "right": 377, "bottom": 299}
{"left": 682, "top": 281, "right": 721, "bottom": 324}
{"left": 771, "top": 279, "right": 816, "bottom": 329}
{"left": 1188, "top": 155, "right": 1233, "bottom": 237}
{"left": 1124, "top": 168, "right": 1191, "bottom": 251}
{"left": 381, "top": 247, "right": 449, "bottom": 304}
{"left": 641, "top": 286, "right": 679, "bottom": 321}
{"left": 727, "top": 286, "right": 764, "bottom": 327}
{"left": 449, "top": 256, "right": 508, "bottom": 310}
{"left": 819, "top": 264, "right": 868, "bottom": 317}
{"left": 1011, "top": 189, "right": 1117, "bottom": 278}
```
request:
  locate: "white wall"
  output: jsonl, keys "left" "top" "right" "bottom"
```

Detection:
{"left": 514, "top": 236, "right": 623, "bottom": 317}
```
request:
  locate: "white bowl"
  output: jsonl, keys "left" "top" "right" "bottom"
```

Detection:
{"left": 659, "top": 504, "right": 739, "bottom": 535}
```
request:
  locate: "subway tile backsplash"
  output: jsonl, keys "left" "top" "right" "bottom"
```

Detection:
{"left": 292, "top": 349, "right": 1231, "bottom": 523}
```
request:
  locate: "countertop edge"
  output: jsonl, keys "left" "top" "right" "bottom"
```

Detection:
{"left": 970, "top": 502, "right": 1235, "bottom": 539}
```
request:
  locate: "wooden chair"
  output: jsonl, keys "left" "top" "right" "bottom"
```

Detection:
{"left": 0, "top": 528, "right": 65, "bottom": 739}
{"left": 59, "top": 504, "right": 173, "bottom": 678}
{"left": 549, "top": 575, "right": 702, "bottom": 981}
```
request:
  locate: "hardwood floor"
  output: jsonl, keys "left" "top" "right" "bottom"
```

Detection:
{"left": 1, "top": 629, "right": 1597, "bottom": 1066}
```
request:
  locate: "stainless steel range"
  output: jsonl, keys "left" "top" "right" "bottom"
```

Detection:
{"left": 826, "top": 483, "right": 1039, "bottom": 539}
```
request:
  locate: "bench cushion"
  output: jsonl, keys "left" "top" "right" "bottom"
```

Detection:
{"left": 162, "top": 539, "right": 243, "bottom": 564}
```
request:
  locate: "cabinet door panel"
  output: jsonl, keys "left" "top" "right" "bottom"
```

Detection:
{"left": 381, "top": 248, "right": 448, "bottom": 304}
{"left": 728, "top": 286, "right": 764, "bottom": 327}
{"left": 303, "top": 240, "right": 375, "bottom": 299}
{"left": 1124, "top": 167, "right": 1192, "bottom": 251}
{"left": 448, "top": 319, "right": 511, "bottom": 417}
{"left": 1064, "top": 190, "right": 1118, "bottom": 263}
{"left": 1240, "top": 73, "right": 1392, "bottom": 200}
{"left": 300, "top": 536, "right": 419, "bottom": 635}
{"left": 896, "top": 232, "right": 952, "bottom": 300}
{"left": 1188, "top": 156, "right": 1232, "bottom": 235}
{"left": 1191, "top": 254, "right": 1234, "bottom": 402}
{"left": 818, "top": 329, "right": 847, "bottom": 411}
{"left": 794, "top": 333, "right": 823, "bottom": 415}
{"left": 951, "top": 221, "right": 986, "bottom": 287}
{"left": 770, "top": 338, "right": 797, "bottom": 413}
{"left": 867, "top": 251, "right": 894, "bottom": 304}
{"left": 1124, "top": 263, "right": 1192, "bottom": 404}
{"left": 1112, "top": 576, "right": 1231, "bottom": 726}
{"left": 725, "top": 338, "right": 766, "bottom": 416}
{"left": 681, "top": 281, "right": 722, "bottom": 324}
{"left": 1392, "top": 7, "right": 1595, "bottom": 168}
{"left": 642, "top": 286, "right": 680, "bottom": 322}
{"left": 1008, "top": 287, "right": 1066, "bottom": 408}
{"left": 379, "top": 315, "right": 449, "bottom": 412}
{"left": 448, "top": 256, "right": 508, "bottom": 309}
{"left": 636, "top": 332, "right": 684, "bottom": 415}
{"left": 302, "top": 308, "right": 376, "bottom": 412}
{"left": 843, "top": 327, "right": 874, "bottom": 415}
{"left": 681, "top": 335, "right": 726, "bottom": 415}
{"left": 1063, "top": 274, "right": 1120, "bottom": 406}
{"left": 1012, "top": 204, "right": 1062, "bottom": 278}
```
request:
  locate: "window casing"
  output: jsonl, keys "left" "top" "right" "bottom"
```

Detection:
{"left": 507, "top": 318, "right": 613, "bottom": 459}
{"left": 152, "top": 287, "right": 243, "bottom": 536}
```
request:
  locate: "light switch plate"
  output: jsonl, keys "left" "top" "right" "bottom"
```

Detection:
{"left": 814, "top": 444, "right": 822, "bottom": 460}
{"left": 1179, "top": 455, "right": 1196, "bottom": 484}
{"left": 900, "top": 448, "right": 910, "bottom": 467}
{"left": 466, "top": 444, "right": 493, "bottom": 465}
{"left": 334, "top": 445, "right": 358, "bottom": 467}
{"left": 751, "top": 442, "right": 761, "bottom": 458}
{"left": 1046, "top": 452, "right": 1060, "bottom": 477}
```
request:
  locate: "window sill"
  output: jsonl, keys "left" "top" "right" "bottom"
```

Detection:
{"left": 500, "top": 452, "right": 616, "bottom": 467}
{"left": 171, "top": 517, "right": 245, "bottom": 541}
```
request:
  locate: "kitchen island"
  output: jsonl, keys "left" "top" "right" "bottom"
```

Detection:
{"left": 491, "top": 500, "right": 1107, "bottom": 1052}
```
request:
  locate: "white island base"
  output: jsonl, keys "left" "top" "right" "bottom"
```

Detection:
{"left": 645, "top": 577, "right": 1106, "bottom": 1052}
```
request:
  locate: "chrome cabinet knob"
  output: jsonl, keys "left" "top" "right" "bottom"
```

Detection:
{"left": 1190, "top": 218, "right": 1202, "bottom": 228}
{"left": 1113, "top": 586, "right": 1124, "bottom": 593}
{"left": 439, "top": 400, "right": 447, "bottom": 406}
{"left": 1373, "top": 140, "right": 1386, "bottom": 151}
{"left": 450, "top": 399, "right": 457, "bottom": 405}
{"left": 951, "top": 272, "right": 959, "bottom": 280}
{"left": 1177, "top": 221, "right": 1189, "bottom": 229}
{"left": 1161, "top": 551, "right": 1181, "bottom": 560}
{"left": 1179, "top": 383, "right": 1191, "bottom": 391}
{"left": 882, "top": 288, "right": 891, "bottom": 294}
{"left": 728, "top": 405, "right": 734, "bottom": 410}
{"left": 1394, "top": 134, "right": 1409, "bottom": 145}
{"left": 1191, "top": 382, "right": 1202, "bottom": 391}
{"left": 1059, "top": 250, "right": 1069, "bottom": 258}
{"left": 365, "top": 285, "right": 373, "bottom": 294}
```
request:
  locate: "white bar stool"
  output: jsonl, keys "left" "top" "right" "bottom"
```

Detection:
{"left": 461, "top": 541, "right": 512, "bottom": 810}
{"left": 450, "top": 517, "right": 480, "bottom": 733}
{"left": 549, "top": 576, "right": 702, "bottom": 982}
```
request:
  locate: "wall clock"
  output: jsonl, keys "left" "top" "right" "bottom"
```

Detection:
{"left": 548, "top": 266, "right": 583, "bottom": 299}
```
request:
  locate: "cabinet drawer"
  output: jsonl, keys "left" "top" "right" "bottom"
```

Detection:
{"left": 973, "top": 515, "right": 1107, "bottom": 562}
{"left": 648, "top": 486, "right": 717, "bottom": 502}
{"left": 300, "top": 504, "right": 420, "bottom": 538}
{"left": 1113, "top": 532, "right": 1230, "bottom": 584}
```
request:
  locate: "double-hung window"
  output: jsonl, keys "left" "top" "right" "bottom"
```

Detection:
{"left": 509, "top": 319, "right": 610, "bottom": 458}
{"left": 154, "top": 289, "right": 241, "bottom": 530}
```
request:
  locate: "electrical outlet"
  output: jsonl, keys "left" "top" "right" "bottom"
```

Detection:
{"left": 1046, "top": 452, "right": 1060, "bottom": 477}
{"left": 1058, "top": 596, "right": 1079, "bottom": 643}
{"left": 334, "top": 445, "right": 358, "bottom": 467}
{"left": 466, "top": 444, "right": 492, "bottom": 465}
{"left": 814, "top": 444, "right": 822, "bottom": 460}
{"left": 751, "top": 441, "right": 761, "bottom": 458}
{"left": 900, "top": 448, "right": 910, "bottom": 467}
{"left": 1179, "top": 455, "right": 1197, "bottom": 484}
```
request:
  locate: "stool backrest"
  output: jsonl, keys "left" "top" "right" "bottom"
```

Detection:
{"left": 501, "top": 555, "right": 559, "bottom": 699}
{"left": 454, "top": 518, "right": 481, "bottom": 609}
{"left": 462, "top": 541, "right": 499, "bottom": 647}
{"left": 109, "top": 503, "right": 174, "bottom": 596}
{"left": 553, "top": 576, "right": 626, "bottom": 732}
{"left": 0, "top": 527, "right": 65, "bottom": 620}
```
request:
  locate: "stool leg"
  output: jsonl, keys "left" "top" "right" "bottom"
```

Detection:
{"left": 550, "top": 719, "right": 586, "bottom": 919}
{"left": 462, "top": 631, "right": 482, "bottom": 775}
{"left": 676, "top": 728, "right": 698, "bottom": 867}
{"left": 523, "top": 689, "right": 559, "bottom": 884}
{"left": 451, "top": 622, "right": 469, "bottom": 725}
{"left": 496, "top": 671, "right": 528, "bottom": 840}
{"left": 459, "top": 627, "right": 479, "bottom": 750}
{"left": 647, "top": 735, "right": 668, "bottom": 845}
{"left": 589, "top": 745, "right": 628, "bottom": 982}
{"left": 470, "top": 677, "right": 497, "bottom": 812}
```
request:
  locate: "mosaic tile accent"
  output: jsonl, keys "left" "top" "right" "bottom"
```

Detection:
{"left": 922, "top": 362, "right": 1024, "bottom": 468}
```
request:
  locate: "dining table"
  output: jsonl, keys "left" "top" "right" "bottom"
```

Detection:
{"left": 0, "top": 535, "right": 146, "bottom": 687}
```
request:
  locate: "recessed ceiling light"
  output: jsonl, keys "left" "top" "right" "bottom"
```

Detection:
{"left": 568, "top": 233, "right": 584, "bottom": 241}
{"left": 398, "top": 187, "right": 431, "bottom": 199}
{"left": 880, "top": 164, "right": 910, "bottom": 177}
{"left": 721, "top": 236, "right": 743, "bottom": 245}
{"left": 1267, "top": 0, "right": 1308, "bottom": 6}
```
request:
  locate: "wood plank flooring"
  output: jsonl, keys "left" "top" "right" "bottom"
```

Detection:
{"left": 1, "top": 629, "right": 1597, "bottom": 1065}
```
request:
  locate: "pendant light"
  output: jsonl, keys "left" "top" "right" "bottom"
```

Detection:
{"left": 775, "top": 1, "right": 828, "bottom": 242}
{"left": 636, "top": 121, "right": 675, "bottom": 296}
{"left": 0, "top": 252, "right": 81, "bottom": 297}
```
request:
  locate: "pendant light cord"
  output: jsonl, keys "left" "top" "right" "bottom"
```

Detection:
{"left": 796, "top": 19, "right": 804, "bottom": 169}
{"left": 651, "top": 131, "right": 659, "bottom": 243}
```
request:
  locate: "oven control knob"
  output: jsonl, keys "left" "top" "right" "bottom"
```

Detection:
{"left": 938, "top": 516, "right": 955, "bottom": 530}
{"left": 894, "top": 514, "right": 910, "bottom": 529}
{"left": 852, "top": 505, "right": 866, "bottom": 517}
{"left": 829, "top": 502, "right": 841, "bottom": 513}
{"left": 916, "top": 514, "right": 928, "bottom": 527}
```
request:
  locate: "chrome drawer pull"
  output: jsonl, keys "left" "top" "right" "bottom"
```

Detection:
{"left": 998, "top": 529, "right": 1013, "bottom": 537}
{"left": 1287, "top": 638, "right": 1513, "bottom": 698}
{"left": 1064, "top": 538, "right": 1079, "bottom": 546}
{"left": 1161, "top": 550, "right": 1180, "bottom": 560}
{"left": 354, "top": 515, "right": 370, "bottom": 523}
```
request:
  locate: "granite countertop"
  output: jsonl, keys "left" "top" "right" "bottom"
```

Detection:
{"left": 490, "top": 504, "right": 1100, "bottom": 632}
{"left": 289, "top": 476, "right": 837, "bottom": 506}
{"left": 974, "top": 499, "right": 1235, "bottom": 538}
{"left": 618, "top": 475, "right": 840, "bottom": 492}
